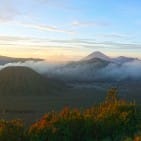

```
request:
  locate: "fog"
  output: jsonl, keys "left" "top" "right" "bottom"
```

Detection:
{"left": 0, "top": 59, "right": 141, "bottom": 82}
{"left": 98, "top": 60, "right": 141, "bottom": 81}
{"left": 49, "top": 60, "right": 141, "bottom": 82}
{"left": 0, "top": 61, "right": 58, "bottom": 74}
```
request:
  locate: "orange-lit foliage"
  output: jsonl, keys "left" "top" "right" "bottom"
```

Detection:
{"left": 0, "top": 88, "right": 139, "bottom": 141}
{"left": 0, "top": 119, "right": 24, "bottom": 141}
{"left": 28, "top": 88, "right": 138, "bottom": 141}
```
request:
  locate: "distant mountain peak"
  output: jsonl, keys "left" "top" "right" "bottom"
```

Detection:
{"left": 83, "top": 51, "right": 111, "bottom": 61}
{"left": 113, "top": 56, "right": 138, "bottom": 63}
{"left": 0, "top": 55, "right": 44, "bottom": 65}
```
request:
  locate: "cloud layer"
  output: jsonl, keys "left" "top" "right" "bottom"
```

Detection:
{"left": 0, "top": 59, "right": 141, "bottom": 82}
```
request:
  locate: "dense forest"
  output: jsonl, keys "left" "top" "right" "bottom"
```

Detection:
{"left": 0, "top": 88, "right": 141, "bottom": 141}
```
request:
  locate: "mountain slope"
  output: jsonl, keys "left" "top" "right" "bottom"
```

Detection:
{"left": 48, "top": 51, "right": 141, "bottom": 82}
{"left": 83, "top": 51, "right": 111, "bottom": 61}
{"left": 83, "top": 51, "right": 139, "bottom": 63}
{"left": 49, "top": 58, "right": 110, "bottom": 82}
{"left": 0, "top": 66, "right": 65, "bottom": 95}
{"left": 113, "top": 56, "right": 138, "bottom": 63}
{"left": 0, "top": 56, "right": 43, "bottom": 65}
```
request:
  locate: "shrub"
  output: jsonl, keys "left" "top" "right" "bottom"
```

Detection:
{"left": 28, "top": 88, "right": 138, "bottom": 141}
{"left": 0, "top": 119, "right": 25, "bottom": 141}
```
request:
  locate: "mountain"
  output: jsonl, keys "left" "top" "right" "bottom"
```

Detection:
{"left": 83, "top": 51, "right": 139, "bottom": 64}
{"left": 83, "top": 51, "right": 111, "bottom": 61}
{"left": 0, "top": 66, "right": 65, "bottom": 95}
{"left": 113, "top": 56, "right": 138, "bottom": 63}
{"left": 48, "top": 51, "right": 141, "bottom": 82}
{"left": 66, "top": 58, "right": 109, "bottom": 68}
{"left": 0, "top": 56, "right": 43, "bottom": 65}
{"left": 50, "top": 57, "right": 110, "bottom": 82}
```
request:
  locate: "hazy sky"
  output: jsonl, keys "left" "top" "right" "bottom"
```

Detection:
{"left": 0, "top": 0, "right": 141, "bottom": 61}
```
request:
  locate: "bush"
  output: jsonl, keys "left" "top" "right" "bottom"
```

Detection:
{"left": 0, "top": 88, "right": 139, "bottom": 141}
{"left": 28, "top": 88, "right": 138, "bottom": 141}
{"left": 0, "top": 119, "right": 25, "bottom": 141}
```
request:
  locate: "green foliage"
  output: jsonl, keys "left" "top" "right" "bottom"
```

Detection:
{"left": 0, "top": 88, "right": 141, "bottom": 141}
{"left": 0, "top": 119, "right": 25, "bottom": 141}
{"left": 28, "top": 88, "right": 139, "bottom": 141}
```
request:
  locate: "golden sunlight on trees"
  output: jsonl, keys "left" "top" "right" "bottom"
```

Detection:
{"left": 0, "top": 120, "right": 24, "bottom": 141}
{"left": 0, "top": 88, "right": 141, "bottom": 141}
{"left": 28, "top": 88, "right": 139, "bottom": 141}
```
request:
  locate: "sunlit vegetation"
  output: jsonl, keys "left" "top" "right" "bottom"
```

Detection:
{"left": 0, "top": 119, "right": 25, "bottom": 141}
{"left": 0, "top": 88, "right": 141, "bottom": 141}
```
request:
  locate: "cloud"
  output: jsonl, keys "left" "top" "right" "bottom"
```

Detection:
{"left": 0, "top": 0, "right": 21, "bottom": 22}
{"left": 0, "top": 0, "right": 74, "bottom": 34}
{"left": 17, "top": 22, "right": 74, "bottom": 34}
{"left": 98, "top": 61, "right": 141, "bottom": 81}
{"left": 98, "top": 33, "right": 131, "bottom": 39}
{"left": 0, "top": 36, "right": 76, "bottom": 47}
{"left": 0, "top": 36, "right": 40, "bottom": 47}
{"left": 100, "top": 42, "right": 141, "bottom": 50}
{"left": 72, "top": 21, "right": 109, "bottom": 27}
{"left": 42, "top": 38, "right": 141, "bottom": 51}
{"left": 0, "top": 61, "right": 56, "bottom": 74}
{"left": 0, "top": 36, "right": 141, "bottom": 52}
{"left": 39, "top": 60, "right": 141, "bottom": 82}
{"left": 0, "top": 36, "right": 33, "bottom": 41}
{"left": 0, "top": 59, "right": 141, "bottom": 82}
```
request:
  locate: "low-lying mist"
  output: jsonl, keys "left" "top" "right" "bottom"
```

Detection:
{"left": 0, "top": 60, "right": 141, "bottom": 82}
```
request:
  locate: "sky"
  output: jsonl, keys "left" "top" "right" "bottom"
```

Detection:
{"left": 0, "top": 0, "right": 141, "bottom": 62}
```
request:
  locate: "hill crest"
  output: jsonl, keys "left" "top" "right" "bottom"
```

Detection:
{"left": 0, "top": 66, "right": 64, "bottom": 95}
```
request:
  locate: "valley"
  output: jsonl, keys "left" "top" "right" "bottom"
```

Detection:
{"left": 0, "top": 51, "right": 140, "bottom": 124}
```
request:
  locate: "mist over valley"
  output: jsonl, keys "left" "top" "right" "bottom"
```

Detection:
{"left": 0, "top": 51, "right": 141, "bottom": 105}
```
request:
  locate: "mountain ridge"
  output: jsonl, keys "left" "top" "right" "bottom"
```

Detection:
{"left": 83, "top": 51, "right": 111, "bottom": 61}
{"left": 83, "top": 51, "right": 139, "bottom": 63}
{"left": 0, "top": 66, "right": 65, "bottom": 95}
{"left": 0, "top": 55, "right": 43, "bottom": 65}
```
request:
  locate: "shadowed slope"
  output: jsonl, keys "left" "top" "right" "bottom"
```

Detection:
{"left": 0, "top": 66, "right": 64, "bottom": 95}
